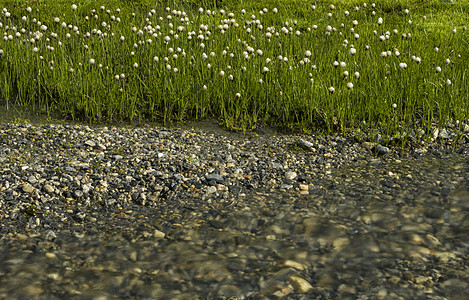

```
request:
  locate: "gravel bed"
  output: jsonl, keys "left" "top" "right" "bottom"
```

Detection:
{"left": 0, "top": 121, "right": 468, "bottom": 299}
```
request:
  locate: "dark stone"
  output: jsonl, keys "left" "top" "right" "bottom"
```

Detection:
{"left": 375, "top": 144, "right": 390, "bottom": 155}
{"left": 228, "top": 185, "right": 242, "bottom": 194}
{"left": 208, "top": 220, "right": 224, "bottom": 229}
{"left": 206, "top": 173, "right": 224, "bottom": 183}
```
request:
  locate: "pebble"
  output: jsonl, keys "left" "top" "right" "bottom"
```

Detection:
{"left": 22, "top": 183, "right": 36, "bottom": 194}
{"left": 0, "top": 121, "right": 467, "bottom": 299}
{"left": 375, "top": 144, "right": 390, "bottom": 155}
{"left": 288, "top": 276, "right": 313, "bottom": 293}
{"left": 297, "top": 138, "right": 314, "bottom": 150}
{"left": 285, "top": 171, "right": 297, "bottom": 180}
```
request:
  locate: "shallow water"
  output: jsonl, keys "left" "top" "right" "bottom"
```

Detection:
{"left": 1, "top": 144, "right": 468, "bottom": 299}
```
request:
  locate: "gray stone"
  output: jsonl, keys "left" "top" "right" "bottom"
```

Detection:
{"left": 270, "top": 162, "right": 283, "bottom": 169}
{"left": 84, "top": 140, "right": 96, "bottom": 147}
{"left": 206, "top": 173, "right": 224, "bottom": 183}
{"left": 438, "top": 128, "right": 450, "bottom": 139}
{"left": 28, "top": 176, "right": 37, "bottom": 184}
{"left": 297, "top": 139, "right": 314, "bottom": 150}
{"left": 375, "top": 144, "right": 390, "bottom": 155}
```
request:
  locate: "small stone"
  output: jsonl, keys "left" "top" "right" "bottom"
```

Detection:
{"left": 84, "top": 140, "right": 96, "bottom": 147}
{"left": 289, "top": 275, "right": 313, "bottom": 293}
{"left": 114, "top": 155, "right": 123, "bottom": 160}
{"left": 44, "top": 184, "right": 54, "bottom": 193}
{"left": 414, "top": 276, "right": 430, "bottom": 284}
{"left": 438, "top": 128, "right": 450, "bottom": 139}
{"left": 362, "top": 141, "right": 375, "bottom": 150}
{"left": 388, "top": 276, "right": 401, "bottom": 284}
{"left": 338, "top": 284, "right": 356, "bottom": 295}
{"left": 45, "top": 230, "right": 57, "bottom": 241}
{"left": 74, "top": 190, "right": 84, "bottom": 198}
{"left": 28, "top": 175, "right": 37, "bottom": 184}
{"left": 271, "top": 162, "right": 283, "bottom": 169}
{"left": 217, "top": 184, "right": 228, "bottom": 191}
{"left": 206, "top": 173, "right": 224, "bottom": 183}
{"left": 281, "top": 260, "right": 307, "bottom": 271}
{"left": 375, "top": 144, "right": 390, "bottom": 155}
{"left": 47, "top": 273, "right": 60, "bottom": 280}
{"left": 285, "top": 171, "right": 297, "bottom": 180}
{"left": 22, "top": 183, "right": 36, "bottom": 194}
{"left": 228, "top": 185, "right": 242, "bottom": 194}
{"left": 153, "top": 229, "right": 165, "bottom": 238}
{"left": 299, "top": 184, "right": 309, "bottom": 191}
{"left": 297, "top": 139, "right": 314, "bottom": 150}
{"left": 280, "top": 183, "right": 292, "bottom": 190}
{"left": 206, "top": 186, "right": 217, "bottom": 194}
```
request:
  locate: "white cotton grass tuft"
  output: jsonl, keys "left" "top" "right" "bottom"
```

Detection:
{"left": 346, "top": 82, "right": 353, "bottom": 90}
{"left": 71, "top": 4, "right": 77, "bottom": 11}
{"left": 354, "top": 72, "right": 360, "bottom": 79}
{"left": 399, "top": 62, "right": 407, "bottom": 69}
{"left": 392, "top": 103, "right": 397, "bottom": 109}
{"left": 446, "top": 79, "right": 452, "bottom": 85}
{"left": 435, "top": 66, "right": 442, "bottom": 73}
{"left": 328, "top": 86, "right": 335, "bottom": 93}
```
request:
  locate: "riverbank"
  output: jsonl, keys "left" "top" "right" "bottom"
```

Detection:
{"left": 0, "top": 121, "right": 468, "bottom": 299}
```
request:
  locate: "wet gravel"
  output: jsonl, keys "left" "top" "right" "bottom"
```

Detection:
{"left": 0, "top": 122, "right": 468, "bottom": 299}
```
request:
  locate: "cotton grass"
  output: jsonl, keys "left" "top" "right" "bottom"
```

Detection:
{"left": 0, "top": 0, "right": 467, "bottom": 138}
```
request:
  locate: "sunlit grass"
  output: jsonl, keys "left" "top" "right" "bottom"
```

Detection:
{"left": 0, "top": 0, "right": 467, "bottom": 140}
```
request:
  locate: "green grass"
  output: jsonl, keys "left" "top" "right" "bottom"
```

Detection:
{"left": 0, "top": 0, "right": 467, "bottom": 140}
